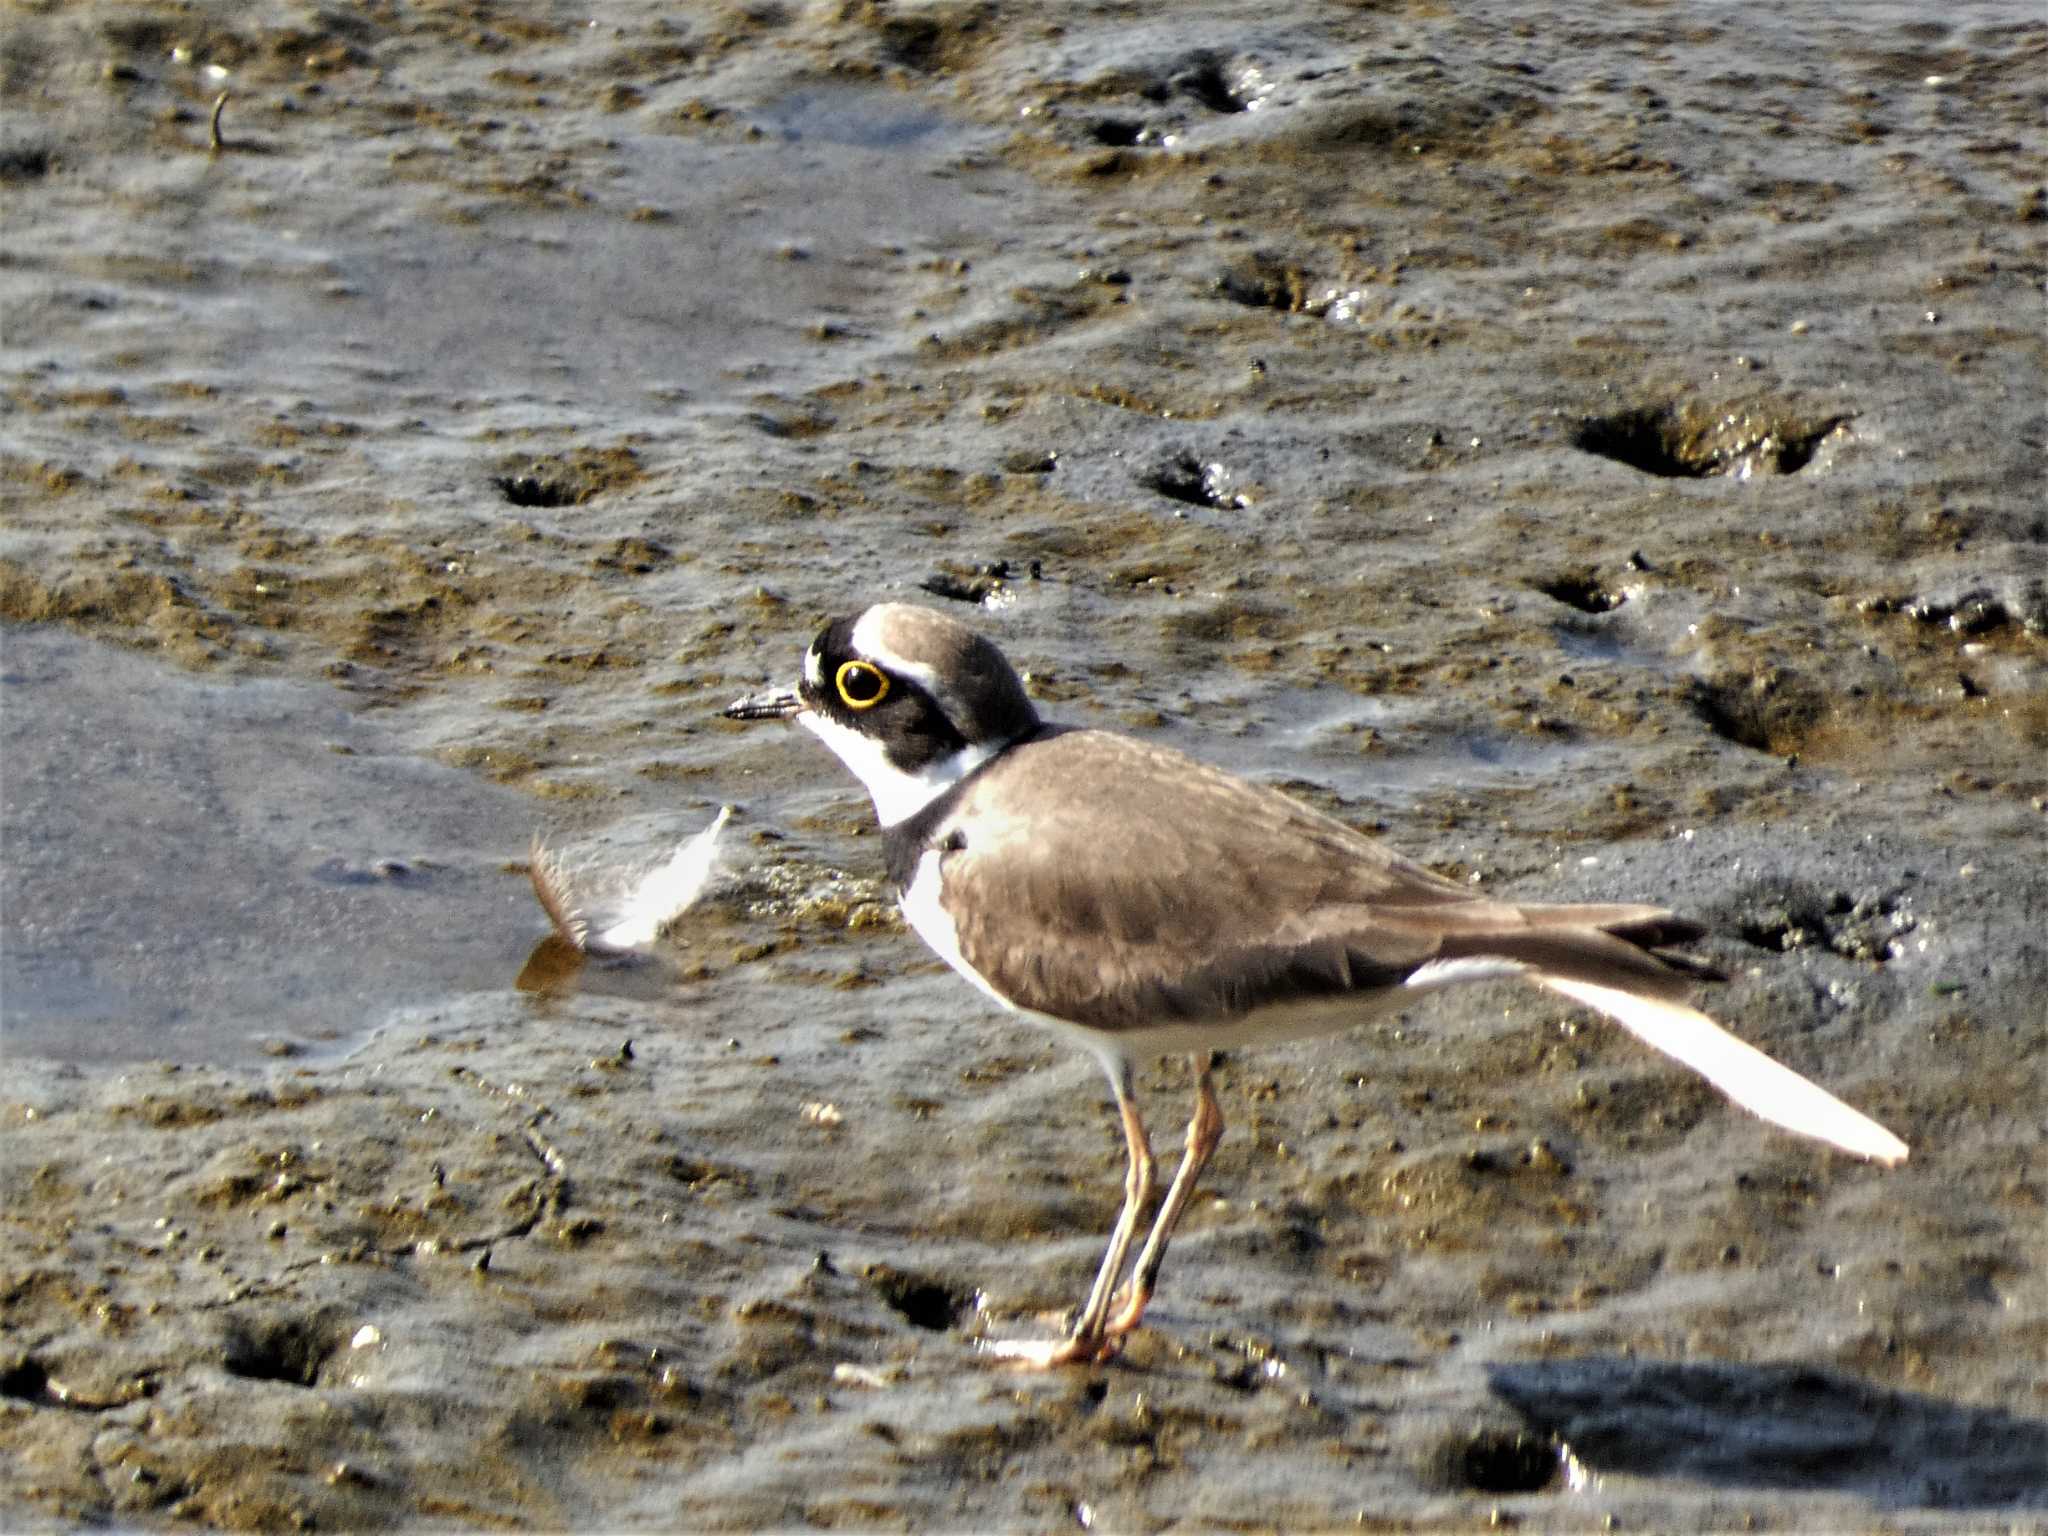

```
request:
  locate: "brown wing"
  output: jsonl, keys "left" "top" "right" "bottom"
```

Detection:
{"left": 942, "top": 729, "right": 1707, "bottom": 1031}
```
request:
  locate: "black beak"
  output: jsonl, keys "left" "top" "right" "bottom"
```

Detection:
{"left": 723, "top": 686, "right": 802, "bottom": 722}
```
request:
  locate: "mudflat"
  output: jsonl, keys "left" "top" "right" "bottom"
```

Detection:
{"left": 2, "top": 1, "right": 2043, "bottom": 1528}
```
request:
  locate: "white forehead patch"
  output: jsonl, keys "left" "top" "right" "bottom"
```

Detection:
{"left": 803, "top": 644, "right": 825, "bottom": 688}
{"left": 850, "top": 606, "right": 944, "bottom": 696}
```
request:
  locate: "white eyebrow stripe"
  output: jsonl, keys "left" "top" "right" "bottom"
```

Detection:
{"left": 849, "top": 607, "right": 943, "bottom": 696}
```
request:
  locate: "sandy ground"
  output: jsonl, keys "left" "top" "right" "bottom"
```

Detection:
{"left": 2, "top": 0, "right": 2045, "bottom": 1528}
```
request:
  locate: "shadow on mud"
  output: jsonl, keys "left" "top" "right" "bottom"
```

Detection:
{"left": 1489, "top": 1356, "right": 2048, "bottom": 1512}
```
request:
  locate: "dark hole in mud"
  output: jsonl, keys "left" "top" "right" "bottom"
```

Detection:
{"left": 593, "top": 535, "right": 672, "bottom": 574}
{"left": 669, "top": 1154, "right": 754, "bottom": 1197}
{"left": 863, "top": 1263, "right": 969, "bottom": 1332}
{"left": 1688, "top": 668, "right": 1824, "bottom": 756}
{"left": 1733, "top": 882, "right": 1855, "bottom": 954}
{"left": 1743, "top": 916, "right": 1816, "bottom": 952}
{"left": 1216, "top": 255, "right": 1311, "bottom": 313}
{"left": 877, "top": 17, "right": 945, "bottom": 73}
{"left": 221, "top": 1317, "right": 340, "bottom": 1388}
{"left": 491, "top": 448, "right": 644, "bottom": 508}
{"left": 559, "top": 1372, "right": 633, "bottom": 1415}
{"left": 1089, "top": 118, "right": 1144, "bottom": 148}
{"left": 1535, "top": 572, "right": 1623, "bottom": 614}
{"left": 1761, "top": 430, "right": 1832, "bottom": 475}
{"left": 494, "top": 473, "right": 579, "bottom": 508}
{"left": 1572, "top": 405, "right": 1850, "bottom": 478}
{"left": 1140, "top": 451, "right": 1243, "bottom": 510}
{"left": 920, "top": 566, "right": 1010, "bottom": 605}
{"left": 1729, "top": 884, "right": 1908, "bottom": 962}
{"left": 749, "top": 409, "right": 835, "bottom": 440}
{"left": 1905, "top": 589, "right": 2012, "bottom": 636}
{"left": 0, "top": 142, "right": 54, "bottom": 182}
{"left": 1175, "top": 58, "right": 1251, "bottom": 114}
{"left": 1418, "top": 1426, "right": 1558, "bottom": 1494}
{"left": 871, "top": 10, "right": 999, "bottom": 77}
{"left": 310, "top": 856, "right": 427, "bottom": 887}
{"left": 1691, "top": 678, "right": 1767, "bottom": 751}
{"left": 0, "top": 1356, "right": 49, "bottom": 1401}
{"left": 1572, "top": 408, "right": 1708, "bottom": 478}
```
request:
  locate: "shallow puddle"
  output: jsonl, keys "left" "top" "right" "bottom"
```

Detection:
{"left": 1, "top": 627, "right": 539, "bottom": 1062}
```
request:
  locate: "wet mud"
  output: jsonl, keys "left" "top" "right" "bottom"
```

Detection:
{"left": 3, "top": 0, "right": 2045, "bottom": 1528}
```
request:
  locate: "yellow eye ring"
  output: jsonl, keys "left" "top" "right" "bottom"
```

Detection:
{"left": 835, "top": 659, "right": 890, "bottom": 711}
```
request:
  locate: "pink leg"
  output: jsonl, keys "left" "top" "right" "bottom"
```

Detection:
{"left": 1106, "top": 1053, "right": 1222, "bottom": 1340}
{"left": 986, "top": 1057, "right": 1153, "bottom": 1368}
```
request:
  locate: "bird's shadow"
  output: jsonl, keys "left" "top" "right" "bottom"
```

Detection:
{"left": 1487, "top": 1356, "right": 2047, "bottom": 1512}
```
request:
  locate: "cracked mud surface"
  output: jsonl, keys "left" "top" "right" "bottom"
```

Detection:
{"left": 3, "top": 0, "right": 2044, "bottom": 1529}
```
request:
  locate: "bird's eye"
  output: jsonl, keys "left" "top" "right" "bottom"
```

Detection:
{"left": 835, "top": 660, "right": 890, "bottom": 710}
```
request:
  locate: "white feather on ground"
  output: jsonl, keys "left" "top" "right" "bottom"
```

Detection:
{"left": 1538, "top": 975, "right": 1909, "bottom": 1165}
{"left": 529, "top": 806, "right": 732, "bottom": 957}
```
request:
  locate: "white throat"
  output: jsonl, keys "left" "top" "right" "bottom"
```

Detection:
{"left": 799, "top": 711, "right": 1000, "bottom": 827}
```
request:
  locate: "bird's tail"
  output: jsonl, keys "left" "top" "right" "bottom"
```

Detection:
{"left": 1536, "top": 975, "right": 1908, "bottom": 1165}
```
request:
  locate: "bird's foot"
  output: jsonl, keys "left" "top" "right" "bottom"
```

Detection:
{"left": 1103, "top": 1281, "right": 1154, "bottom": 1340}
{"left": 980, "top": 1329, "right": 1122, "bottom": 1369}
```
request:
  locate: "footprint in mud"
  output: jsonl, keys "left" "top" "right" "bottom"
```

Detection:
{"left": 1572, "top": 400, "right": 1852, "bottom": 478}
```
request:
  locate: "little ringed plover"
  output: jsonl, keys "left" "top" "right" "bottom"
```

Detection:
{"left": 725, "top": 602, "right": 1908, "bottom": 1367}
